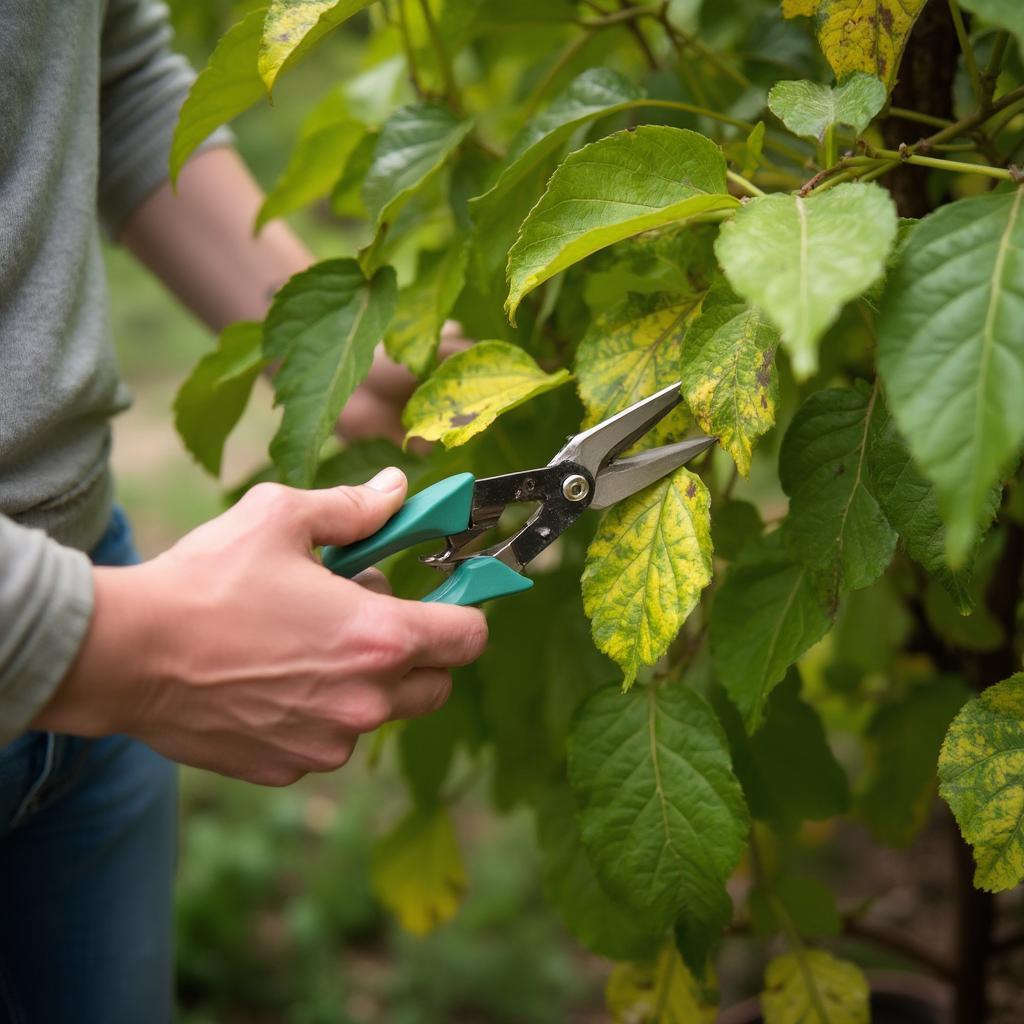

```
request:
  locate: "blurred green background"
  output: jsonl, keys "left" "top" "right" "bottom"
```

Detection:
{"left": 104, "top": 6, "right": 610, "bottom": 1022}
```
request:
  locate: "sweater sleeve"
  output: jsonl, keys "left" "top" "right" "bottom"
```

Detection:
{"left": 0, "top": 516, "right": 94, "bottom": 746}
{"left": 97, "top": 0, "right": 232, "bottom": 237}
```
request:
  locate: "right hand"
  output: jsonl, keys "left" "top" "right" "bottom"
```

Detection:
{"left": 35, "top": 468, "right": 488, "bottom": 786}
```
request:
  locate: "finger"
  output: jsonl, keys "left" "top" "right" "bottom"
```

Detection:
{"left": 388, "top": 667, "right": 452, "bottom": 720}
{"left": 399, "top": 599, "right": 489, "bottom": 668}
{"left": 289, "top": 469, "right": 408, "bottom": 548}
{"left": 352, "top": 567, "right": 392, "bottom": 596}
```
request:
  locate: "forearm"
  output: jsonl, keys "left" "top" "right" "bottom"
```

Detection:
{"left": 117, "top": 146, "right": 312, "bottom": 332}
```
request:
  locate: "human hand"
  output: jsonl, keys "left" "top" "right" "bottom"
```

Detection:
{"left": 336, "top": 322, "right": 471, "bottom": 445}
{"left": 37, "top": 469, "right": 488, "bottom": 785}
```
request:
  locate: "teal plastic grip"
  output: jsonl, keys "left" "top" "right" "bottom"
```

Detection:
{"left": 322, "top": 473, "right": 476, "bottom": 579}
{"left": 422, "top": 556, "right": 534, "bottom": 605}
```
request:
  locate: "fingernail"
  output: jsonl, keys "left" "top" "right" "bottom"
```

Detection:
{"left": 366, "top": 466, "right": 406, "bottom": 492}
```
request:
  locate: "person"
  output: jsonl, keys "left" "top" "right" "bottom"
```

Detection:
{"left": 0, "top": 2, "right": 488, "bottom": 1021}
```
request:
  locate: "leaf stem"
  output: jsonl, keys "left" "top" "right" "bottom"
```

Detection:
{"left": 981, "top": 30, "right": 1011, "bottom": 110}
{"left": 821, "top": 122, "right": 837, "bottom": 168}
{"left": 726, "top": 169, "right": 765, "bottom": 197}
{"left": 575, "top": 3, "right": 661, "bottom": 28}
{"left": 416, "top": 0, "right": 460, "bottom": 112}
{"left": 947, "top": 0, "right": 984, "bottom": 106}
{"left": 862, "top": 146, "right": 1018, "bottom": 181}
{"left": 657, "top": 10, "right": 752, "bottom": 90}
{"left": 524, "top": 30, "right": 595, "bottom": 117}
{"left": 888, "top": 106, "right": 953, "bottom": 128}
{"left": 394, "top": 0, "right": 424, "bottom": 98}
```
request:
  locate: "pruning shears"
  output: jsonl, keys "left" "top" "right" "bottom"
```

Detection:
{"left": 321, "top": 382, "right": 716, "bottom": 605}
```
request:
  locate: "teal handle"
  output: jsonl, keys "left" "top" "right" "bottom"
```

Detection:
{"left": 322, "top": 473, "right": 476, "bottom": 579}
{"left": 422, "top": 557, "right": 534, "bottom": 606}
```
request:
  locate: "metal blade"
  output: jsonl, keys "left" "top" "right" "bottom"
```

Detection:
{"left": 590, "top": 436, "right": 717, "bottom": 510}
{"left": 547, "top": 381, "right": 684, "bottom": 477}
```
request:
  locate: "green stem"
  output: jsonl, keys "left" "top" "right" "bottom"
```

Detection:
{"left": 524, "top": 30, "right": 594, "bottom": 116}
{"left": 660, "top": 14, "right": 751, "bottom": 89}
{"left": 948, "top": 0, "right": 984, "bottom": 106}
{"left": 821, "top": 122, "right": 837, "bottom": 168}
{"left": 726, "top": 169, "right": 765, "bottom": 197}
{"left": 416, "top": 0, "right": 460, "bottom": 112}
{"left": 981, "top": 30, "right": 1011, "bottom": 109}
{"left": 866, "top": 146, "right": 1017, "bottom": 180}
{"left": 395, "top": 0, "right": 423, "bottom": 98}
{"left": 888, "top": 106, "right": 953, "bottom": 128}
{"left": 986, "top": 96, "right": 1024, "bottom": 142}
{"left": 925, "top": 83, "right": 1024, "bottom": 147}
{"left": 576, "top": 3, "right": 661, "bottom": 28}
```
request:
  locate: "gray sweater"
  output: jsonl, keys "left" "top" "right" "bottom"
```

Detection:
{"left": 0, "top": 0, "right": 211, "bottom": 743}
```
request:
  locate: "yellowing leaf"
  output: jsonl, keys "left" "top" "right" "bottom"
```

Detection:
{"left": 682, "top": 281, "right": 779, "bottom": 477}
{"left": 258, "top": 1, "right": 376, "bottom": 93}
{"left": 576, "top": 292, "right": 701, "bottom": 450}
{"left": 762, "top": 950, "right": 869, "bottom": 1024}
{"left": 607, "top": 945, "right": 717, "bottom": 1024}
{"left": 505, "top": 126, "right": 738, "bottom": 320}
{"left": 938, "top": 674, "right": 1024, "bottom": 892}
{"left": 582, "top": 468, "right": 712, "bottom": 688}
{"left": 370, "top": 805, "right": 465, "bottom": 936}
{"left": 402, "top": 341, "right": 571, "bottom": 448}
{"left": 782, "top": 0, "right": 929, "bottom": 89}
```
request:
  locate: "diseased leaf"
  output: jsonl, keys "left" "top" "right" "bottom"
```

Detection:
{"left": 582, "top": 468, "right": 713, "bottom": 689}
{"left": 384, "top": 244, "right": 467, "bottom": 377}
{"left": 506, "top": 126, "right": 738, "bottom": 319}
{"left": 170, "top": 9, "right": 267, "bottom": 182}
{"left": 682, "top": 280, "right": 779, "bottom": 476}
{"left": 537, "top": 783, "right": 661, "bottom": 962}
{"left": 858, "top": 677, "right": 969, "bottom": 848}
{"left": 576, "top": 292, "right": 699, "bottom": 449}
{"left": 606, "top": 944, "right": 717, "bottom": 1024}
{"left": 568, "top": 682, "right": 748, "bottom": 945}
{"left": 960, "top": 0, "right": 1024, "bottom": 54}
{"left": 362, "top": 102, "right": 474, "bottom": 227}
{"left": 174, "top": 321, "right": 267, "bottom": 476}
{"left": 258, "top": 1, "right": 376, "bottom": 93}
{"left": 782, "top": 0, "right": 929, "bottom": 90}
{"left": 779, "top": 385, "right": 897, "bottom": 591}
{"left": 939, "top": 674, "right": 1024, "bottom": 891}
{"left": 475, "top": 68, "right": 644, "bottom": 221}
{"left": 265, "top": 259, "right": 398, "bottom": 486}
{"left": 713, "top": 672, "right": 849, "bottom": 829}
{"left": 370, "top": 805, "right": 465, "bottom": 935}
{"left": 257, "top": 90, "right": 364, "bottom": 230}
{"left": 867, "top": 389, "right": 997, "bottom": 613}
{"left": 710, "top": 532, "right": 836, "bottom": 732}
{"left": 876, "top": 188, "right": 1024, "bottom": 566}
{"left": 762, "top": 950, "right": 869, "bottom": 1024}
{"left": 402, "top": 341, "right": 570, "bottom": 448}
{"left": 767, "top": 73, "right": 886, "bottom": 141}
{"left": 715, "top": 183, "right": 897, "bottom": 379}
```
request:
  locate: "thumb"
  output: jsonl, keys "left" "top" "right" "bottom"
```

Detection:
{"left": 297, "top": 467, "right": 408, "bottom": 548}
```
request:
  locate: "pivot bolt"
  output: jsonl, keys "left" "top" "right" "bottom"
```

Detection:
{"left": 562, "top": 474, "right": 589, "bottom": 502}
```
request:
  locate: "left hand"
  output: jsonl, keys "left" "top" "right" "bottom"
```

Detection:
{"left": 336, "top": 322, "right": 471, "bottom": 446}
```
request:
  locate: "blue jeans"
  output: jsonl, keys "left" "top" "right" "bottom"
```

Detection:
{"left": 0, "top": 507, "right": 176, "bottom": 1023}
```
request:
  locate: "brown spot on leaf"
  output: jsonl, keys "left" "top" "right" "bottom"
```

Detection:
{"left": 879, "top": 6, "right": 893, "bottom": 32}
{"left": 449, "top": 411, "right": 478, "bottom": 427}
{"left": 686, "top": 481, "right": 697, "bottom": 498}
{"left": 755, "top": 349, "right": 775, "bottom": 390}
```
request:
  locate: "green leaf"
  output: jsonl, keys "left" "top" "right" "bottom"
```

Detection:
{"left": 331, "top": 129, "right": 379, "bottom": 218}
{"left": 505, "top": 126, "right": 739, "bottom": 320}
{"left": 779, "top": 385, "right": 897, "bottom": 591}
{"left": 858, "top": 676, "right": 969, "bottom": 848}
{"left": 384, "top": 244, "right": 467, "bottom": 378}
{"left": 170, "top": 9, "right": 267, "bottom": 183}
{"left": 710, "top": 532, "right": 836, "bottom": 733}
{"left": 370, "top": 804, "right": 465, "bottom": 935}
{"left": 782, "top": 0, "right": 929, "bottom": 91}
{"left": 762, "top": 950, "right": 869, "bottom": 1024}
{"left": 713, "top": 672, "right": 849, "bottom": 829}
{"left": 174, "top": 321, "right": 266, "bottom": 476}
{"left": 606, "top": 944, "right": 717, "bottom": 1024}
{"left": 537, "top": 784, "right": 660, "bottom": 962}
{"left": 402, "top": 341, "right": 570, "bottom": 448}
{"left": 265, "top": 259, "right": 398, "bottom": 486}
{"left": 567, "top": 682, "right": 748, "bottom": 940}
{"left": 256, "top": 91, "right": 364, "bottom": 230}
{"left": 575, "top": 291, "right": 699, "bottom": 449}
{"left": 715, "top": 183, "right": 898, "bottom": 379}
{"left": 582, "top": 468, "right": 713, "bottom": 689}
{"left": 474, "top": 68, "right": 644, "bottom": 219}
{"left": 710, "top": 500, "right": 764, "bottom": 562}
{"left": 866, "top": 389, "right": 995, "bottom": 613}
{"left": 877, "top": 187, "right": 1024, "bottom": 566}
{"left": 258, "top": 0, "right": 376, "bottom": 93}
{"left": 767, "top": 73, "right": 886, "bottom": 142}
{"left": 362, "top": 102, "right": 474, "bottom": 227}
{"left": 749, "top": 874, "right": 841, "bottom": 939}
{"left": 959, "top": 0, "right": 1024, "bottom": 54}
{"left": 681, "top": 280, "right": 779, "bottom": 477}
{"left": 939, "top": 673, "right": 1024, "bottom": 891}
